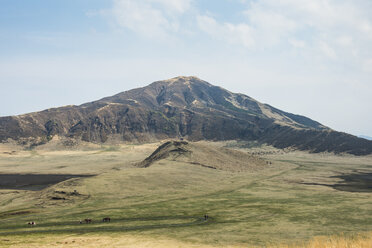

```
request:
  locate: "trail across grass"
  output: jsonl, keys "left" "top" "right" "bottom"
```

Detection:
{"left": 0, "top": 215, "right": 212, "bottom": 236}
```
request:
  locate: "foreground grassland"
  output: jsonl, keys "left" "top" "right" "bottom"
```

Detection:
{"left": 0, "top": 141, "right": 371, "bottom": 247}
{"left": 2, "top": 232, "right": 372, "bottom": 247}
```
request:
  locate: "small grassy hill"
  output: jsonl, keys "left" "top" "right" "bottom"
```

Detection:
{"left": 137, "top": 140, "right": 266, "bottom": 171}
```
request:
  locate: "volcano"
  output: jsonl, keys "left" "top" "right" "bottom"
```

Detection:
{"left": 1, "top": 76, "right": 371, "bottom": 155}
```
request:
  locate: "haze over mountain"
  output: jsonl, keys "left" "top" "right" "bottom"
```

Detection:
{"left": 1, "top": 76, "right": 371, "bottom": 155}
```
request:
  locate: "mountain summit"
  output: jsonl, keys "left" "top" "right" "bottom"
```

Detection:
{"left": 1, "top": 76, "right": 371, "bottom": 155}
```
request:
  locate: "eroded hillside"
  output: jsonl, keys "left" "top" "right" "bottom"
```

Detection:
{"left": 1, "top": 76, "right": 371, "bottom": 155}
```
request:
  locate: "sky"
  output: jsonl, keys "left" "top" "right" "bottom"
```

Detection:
{"left": 0, "top": 0, "right": 372, "bottom": 137}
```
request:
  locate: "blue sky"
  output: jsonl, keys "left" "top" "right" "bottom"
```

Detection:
{"left": 1, "top": 0, "right": 372, "bottom": 137}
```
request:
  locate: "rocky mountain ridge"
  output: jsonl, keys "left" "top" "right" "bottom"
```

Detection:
{"left": 1, "top": 76, "right": 371, "bottom": 155}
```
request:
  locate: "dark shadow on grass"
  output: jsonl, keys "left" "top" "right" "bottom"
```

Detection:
{"left": 302, "top": 172, "right": 372, "bottom": 193}
{"left": 0, "top": 174, "right": 94, "bottom": 191}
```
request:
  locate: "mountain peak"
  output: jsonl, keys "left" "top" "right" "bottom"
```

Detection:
{"left": 166, "top": 76, "right": 202, "bottom": 82}
{"left": 153, "top": 76, "right": 211, "bottom": 87}
{"left": 1, "top": 77, "right": 372, "bottom": 155}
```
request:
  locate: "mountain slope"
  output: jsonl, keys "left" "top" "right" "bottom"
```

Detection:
{"left": 1, "top": 76, "right": 371, "bottom": 155}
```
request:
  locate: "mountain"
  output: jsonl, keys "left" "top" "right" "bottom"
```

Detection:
{"left": 359, "top": 135, "right": 372, "bottom": 141}
{"left": 1, "top": 76, "right": 371, "bottom": 155}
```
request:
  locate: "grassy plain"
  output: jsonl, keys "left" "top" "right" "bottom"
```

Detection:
{"left": 0, "top": 140, "right": 371, "bottom": 247}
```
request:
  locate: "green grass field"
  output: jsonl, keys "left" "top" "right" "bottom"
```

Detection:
{"left": 0, "top": 141, "right": 371, "bottom": 247}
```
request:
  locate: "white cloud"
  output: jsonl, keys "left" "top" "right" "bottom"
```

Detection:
{"left": 363, "top": 58, "right": 372, "bottom": 73}
{"left": 288, "top": 38, "right": 306, "bottom": 48}
{"left": 197, "top": 15, "right": 255, "bottom": 48}
{"left": 110, "top": 0, "right": 372, "bottom": 60}
{"left": 111, "top": 0, "right": 191, "bottom": 39}
{"left": 151, "top": 0, "right": 191, "bottom": 13}
{"left": 244, "top": 6, "right": 297, "bottom": 46}
{"left": 195, "top": 0, "right": 372, "bottom": 66}
{"left": 318, "top": 41, "right": 337, "bottom": 59}
{"left": 336, "top": 36, "right": 353, "bottom": 47}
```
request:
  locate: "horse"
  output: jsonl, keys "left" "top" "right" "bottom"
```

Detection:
{"left": 84, "top": 218, "right": 92, "bottom": 224}
{"left": 28, "top": 221, "right": 36, "bottom": 226}
{"left": 102, "top": 217, "right": 111, "bottom": 222}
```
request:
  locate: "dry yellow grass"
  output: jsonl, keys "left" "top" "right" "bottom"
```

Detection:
{"left": 0, "top": 234, "right": 234, "bottom": 248}
{"left": 2, "top": 232, "right": 371, "bottom": 248}
{"left": 268, "top": 232, "right": 372, "bottom": 248}
{"left": 0, "top": 140, "right": 161, "bottom": 174}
